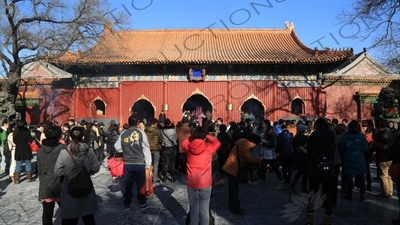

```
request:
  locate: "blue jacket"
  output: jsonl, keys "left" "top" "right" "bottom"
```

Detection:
{"left": 341, "top": 131, "right": 369, "bottom": 175}
{"left": 278, "top": 130, "right": 294, "bottom": 157}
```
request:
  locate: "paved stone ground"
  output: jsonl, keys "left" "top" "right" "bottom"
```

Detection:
{"left": 0, "top": 157, "right": 398, "bottom": 225}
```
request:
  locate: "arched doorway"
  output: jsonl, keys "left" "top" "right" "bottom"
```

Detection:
{"left": 90, "top": 96, "right": 107, "bottom": 116}
{"left": 182, "top": 94, "right": 213, "bottom": 122}
{"left": 182, "top": 94, "right": 213, "bottom": 113}
{"left": 131, "top": 99, "right": 155, "bottom": 126}
{"left": 291, "top": 98, "right": 305, "bottom": 115}
{"left": 240, "top": 98, "right": 265, "bottom": 126}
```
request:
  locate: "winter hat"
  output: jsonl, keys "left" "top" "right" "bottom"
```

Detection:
{"left": 297, "top": 124, "right": 307, "bottom": 133}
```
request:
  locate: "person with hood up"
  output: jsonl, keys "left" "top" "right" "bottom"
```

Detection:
{"left": 340, "top": 120, "right": 369, "bottom": 201}
{"left": 181, "top": 126, "right": 221, "bottom": 225}
{"left": 37, "top": 125, "right": 64, "bottom": 225}
{"left": 222, "top": 133, "right": 262, "bottom": 215}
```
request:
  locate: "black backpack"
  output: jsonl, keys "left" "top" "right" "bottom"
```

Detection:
{"left": 65, "top": 149, "right": 93, "bottom": 198}
{"left": 316, "top": 149, "right": 334, "bottom": 177}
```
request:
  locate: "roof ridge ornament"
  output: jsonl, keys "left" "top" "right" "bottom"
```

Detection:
{"left": 285, "top": 21, "right": 295, "bottom": 31}
{"left": 104, "top": 23, "right": 113, "bottom": 31}
{"left": 314, "top": 47, "right": 319, "bottom": 56}
{"left": 363, "top": 47, "right": 367, "bottom": 56}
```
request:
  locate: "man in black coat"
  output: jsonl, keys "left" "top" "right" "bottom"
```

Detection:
{"left": 229, "top": 121, "right": 250, "bottom": 147}
{"left": 159, "top": 110, "right": 166, "bottom": 126}
{"left": 372, "top": 118, "right": 394, "bottom": 198}
{"left": 290, "top": 123, "right": 308, "bottom": 192}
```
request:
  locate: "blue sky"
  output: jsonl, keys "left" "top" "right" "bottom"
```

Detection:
{"left": 109, "top": 0, "right": 377, "bottom": 58}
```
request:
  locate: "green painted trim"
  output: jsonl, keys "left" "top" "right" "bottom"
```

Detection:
{"left": 361, "top": 99, "right": 378, "bottom": 104}
{"left": 15, "top": 99, "right": 41, "bottom": 106}
{"left": 360, "top": 96, "right": 378, "bottom": 104}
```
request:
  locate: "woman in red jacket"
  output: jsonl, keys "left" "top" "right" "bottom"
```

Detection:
{"left": 182, "top": 127, "right": 221, "bottom": 225}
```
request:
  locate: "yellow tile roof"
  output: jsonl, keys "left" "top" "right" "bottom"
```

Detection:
{"left": 56, "top": 26, "right": 353, "bottom": 65}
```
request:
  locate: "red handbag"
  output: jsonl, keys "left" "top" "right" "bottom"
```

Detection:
{"left": 29, "top": 141, "right": 40, "bottom": 152}
{"left": 108, "top": 157, "right": 124, "bottom": 177}
{"left": 389, "top": 163, "right": 400, "bottom": 182}
{"left": 140, "top": 167, "right": 154, "bottom": 196}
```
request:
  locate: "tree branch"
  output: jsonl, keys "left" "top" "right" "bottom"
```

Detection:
{"left": 15, "top": 0, "right": 89, "bottom": 28}
{"left": 0, "top": 58, "right": 9, "bottom": 75}
{"left": 0, "top": 51, "right": 12, "bottom": 67}
{"left": 17, "top": 44, "right": 39, "bottom": 53}
{"left": 339, "top": 0, "right": 400, "bottom": 66}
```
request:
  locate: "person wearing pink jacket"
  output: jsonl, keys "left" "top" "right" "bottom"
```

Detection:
{"left": 182, "top": 127, "right": 221, "bottom": 225}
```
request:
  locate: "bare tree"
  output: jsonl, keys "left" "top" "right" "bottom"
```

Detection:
{"left": 339, "top": 0, "right": 400, "bottom": 71}
{"left": 0, "top": 0, "right": 121, "bottom": 122}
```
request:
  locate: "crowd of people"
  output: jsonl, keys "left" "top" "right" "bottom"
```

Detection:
{"left": 145, "top": 114, "right": 400, "bottom": 225}
{"left": 0, "top": 114, "right": 400, "bottom": 225}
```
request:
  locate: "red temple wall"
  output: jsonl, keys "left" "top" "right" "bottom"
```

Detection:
{"left": 229, "top": 80, "right": 276, "bottom": 121}
{"left": 40, "top": 81, "right": 388, "bottom": 125}
{"left": 275, "top": 87, "right": 325, "bottom": 118}
{"left": 23, "top": 87, "right": 75, "bottom": 125}
{"left": 324, "top": 84, "right": 386, "bottom": 121}
{"left": 75, "top": 88, "right": 120, "bottom": 120}
{"left": 361, "top": 103, "right": 374, "bottom": 120}
{"left": 67, "top": 80, "right": 332, "bottom": 124}
{"left": 115, "top": 80, "right": 327, "bottom": 123}
{"left": 324, "top": 85, "right": 359, "bottom": 120}
{"left": 119, "top": 82, "right": 165, "bottom": 122}
{"left": 52, "top": 89, "right": 75, "bottom": 124}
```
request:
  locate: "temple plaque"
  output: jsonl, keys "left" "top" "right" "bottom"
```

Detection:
{"left": 188, "top": 67, "right": 206, "bottom": 81}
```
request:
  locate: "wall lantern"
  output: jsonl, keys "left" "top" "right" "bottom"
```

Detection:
{"left": 162, "top": 104, "right": 169, "bottom": 111}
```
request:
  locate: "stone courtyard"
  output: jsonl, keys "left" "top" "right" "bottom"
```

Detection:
{"left": 0, "top": 158, "right": 397, "bottom": 225}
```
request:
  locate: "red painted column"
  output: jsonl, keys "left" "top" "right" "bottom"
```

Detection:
{"left": 163, "top": 80, "right": 168, "bottom": 119}
{"left": 319, "top": 87, "right": 327, "bottom": 117}
{"left": 272, "top": 81, "right": 278, "bottom": 121}
{"left": 164, "top": 80, "right": 167, "bottom": 110}
{"left": 227, "top": 81, "right": 232, "bottom": 122}
{"left": 119, "top": 81, "right": 123, "bottom": 124}
{"left": 74, "top": 89, "right": 78, "bottom": 121}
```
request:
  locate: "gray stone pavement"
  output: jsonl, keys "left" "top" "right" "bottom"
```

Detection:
{"left": 0, "top": 159, "right": 398, "bottom": 225}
